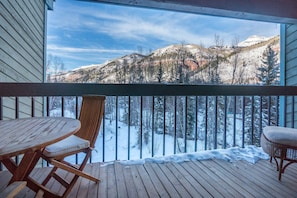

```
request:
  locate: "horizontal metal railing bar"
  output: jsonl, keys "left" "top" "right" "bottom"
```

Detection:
{"left": 1, "top": 83, "right": 297, "bottom": 97}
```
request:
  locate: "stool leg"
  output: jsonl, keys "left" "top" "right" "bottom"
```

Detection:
{"left": 278, "top": 158, "right": 283, "bottom": 181}
{"left": 278, "top": 148, "right": 287, "bottom": 181}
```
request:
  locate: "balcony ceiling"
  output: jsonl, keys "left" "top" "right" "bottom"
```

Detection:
{"left": 83, "top": 0, "right": 297, "bottom": 24}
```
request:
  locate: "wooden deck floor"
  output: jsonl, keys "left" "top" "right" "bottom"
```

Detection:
{"left": 1, "top": 159, "right": 297, "bottom": 197}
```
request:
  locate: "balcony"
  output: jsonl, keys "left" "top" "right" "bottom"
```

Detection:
{"left": 0, "top": 159, "right": 296, "bottom": 197}
{"left": 1, "top": 82, "right": 297, "bottom": 197}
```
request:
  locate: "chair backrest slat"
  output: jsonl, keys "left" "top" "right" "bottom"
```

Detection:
{"left": 75, "top": 96, "right": 105, "bottom": 148}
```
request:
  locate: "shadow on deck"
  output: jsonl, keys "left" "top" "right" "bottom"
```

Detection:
{"left": 0, "top": 159, "right": 296, "bottom": 197}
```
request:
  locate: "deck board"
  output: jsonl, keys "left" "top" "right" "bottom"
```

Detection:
{"left": 236, "top": 160, "right": 296, "bottom": 197}
{"left": 129, "top": 164, "right": 149, "bottom": 198}
{"left": 107, "top": 163, "right": 117, "bottom": 198}
{"left": 97, "top": 163, "right": 108, "bottom": 198}
{"left": 122, "top": 165, "right": 138, "bottom": 198}
{"left": 137, "top": 164, "right": 160, "bottom": 197}
{"left": 213, "top": 160, "right": 272, "bottom": 197}
{"left": 87, "top": 163, "right": 99, "bottom": 198}
{"left": 172, "top": 162, "right": 211, "bottom": 197}
{"left": 114, "top": 162, "right": 128, "bottom": 198}
{"left": 1, "top": 159, "right": 297, "bottom": 197}
{"left": 143, "top": 162, "right": 170, "bottom": 197}
{"left": 186, "top": 161, "right": 229, "bottom": 197}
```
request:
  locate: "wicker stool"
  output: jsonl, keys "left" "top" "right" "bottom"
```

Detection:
{"left": 261, "top": 126, "right": 297, "bottom": 180}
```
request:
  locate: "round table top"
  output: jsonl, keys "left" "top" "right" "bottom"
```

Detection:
{"left": 0, "top": 117, "right": 81, "bottom": 160}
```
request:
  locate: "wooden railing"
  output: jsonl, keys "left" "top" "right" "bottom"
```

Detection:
{"left": 1, "top": 82, "right": 297, "bottom": 165}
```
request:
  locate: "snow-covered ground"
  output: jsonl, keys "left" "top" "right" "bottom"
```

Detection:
{"left": 50, "top": 103, "right": 270, "bottom": 166}
{"left": 62, "top": 117, "right": 270, "bottom": 166}
{"left": 118, "top": 145, "right": 269, "bottom": 166}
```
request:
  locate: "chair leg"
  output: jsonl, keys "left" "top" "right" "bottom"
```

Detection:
{"left": 42, "top": 166, "right": 58, "bottom": 186}
{"left": 43, "top": 150, "right": 100, "bottom": 197}
{"left": 62, "top": 175, "right": 80, "bottom": 198}
{"left": 61, "top": 153, "right": 91, "bottom": 197}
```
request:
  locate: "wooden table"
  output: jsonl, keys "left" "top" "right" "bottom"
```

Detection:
{"left": 0, "top": 117, "right": 81, "bottom": 194}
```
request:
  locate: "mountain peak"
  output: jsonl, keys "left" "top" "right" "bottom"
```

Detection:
{"left": 238, "top": 35, "right": 271, "bottom": 47}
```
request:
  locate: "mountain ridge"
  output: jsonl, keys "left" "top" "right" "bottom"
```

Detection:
{"left": 52, "top": 35, "right": 280, "bottom": 85}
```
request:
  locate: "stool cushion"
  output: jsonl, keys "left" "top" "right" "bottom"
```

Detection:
{"left": 263, "top": 126, "right": 297, "bottom": 147}
{"left": 43, "top": 135, "right": 90, "bottom": 157}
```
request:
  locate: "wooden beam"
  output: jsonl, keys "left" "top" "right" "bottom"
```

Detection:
{"left": 81, "top": 0, "right": 297, "bottom": 24}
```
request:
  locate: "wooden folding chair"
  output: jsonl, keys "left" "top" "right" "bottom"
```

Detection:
{"left": 40, "top": 96, "right": 105, "bottom": 197}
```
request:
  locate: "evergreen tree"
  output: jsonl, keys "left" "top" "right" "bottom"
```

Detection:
{"left": 257, "top": 45, "right": 279, "bottom": 86}
{"left": 249, "top": 46, "right": 280, "bottom": 146}
{"left": 154, "top": 61, "right": 164, "bottom": 134}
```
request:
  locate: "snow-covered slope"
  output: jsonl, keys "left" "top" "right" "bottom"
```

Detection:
{"left": 238, "top": 35, "right": 271, "bottom": 47}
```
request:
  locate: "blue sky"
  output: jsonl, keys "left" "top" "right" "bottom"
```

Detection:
{"left": 47, "top": 0, "right": 280, "bottom": 71}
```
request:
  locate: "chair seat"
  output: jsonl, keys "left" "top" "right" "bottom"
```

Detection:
{"left": 263, "top": 126, "right": 297, "bottom": 147}
{"left": 43, "top": 135, "right": 90, "bottom": 157}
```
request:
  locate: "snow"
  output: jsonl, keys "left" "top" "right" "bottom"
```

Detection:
{"left": 62, "top": 117, "right": 269, "bottom": 166}
{"left": 72, "top": 64, "right": 98, "bottom": 71}
{"left": 118, "top": 145, "right": 269, "bottom": 166}
{"left": 50, "top": 101, "right": 270, "bottom": 167}
{"left": 238, "top": 35, "right": 271, "bottom": 47}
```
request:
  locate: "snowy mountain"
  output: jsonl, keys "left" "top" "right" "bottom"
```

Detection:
{"left": 52, "top": 35, "right": 280, "bottom": 85}
{"left": 238, "top": 35, "right": 272, "bottom": 47}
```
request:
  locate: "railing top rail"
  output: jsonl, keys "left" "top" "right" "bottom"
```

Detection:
{"left": 1, "top": 82, "right": 297, "bottom": 97}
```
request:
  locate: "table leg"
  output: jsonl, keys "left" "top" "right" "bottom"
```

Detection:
{"left": 2, "top": 152, "right": 61, "bottom": 197}
{"left": 1, "top": 151, "right": 40, "bottom": 184}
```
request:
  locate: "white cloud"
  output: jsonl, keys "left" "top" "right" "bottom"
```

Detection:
{"left": 54, "top": 4, "right": 278, "bottom": 46}
{"left": 47, "top": 44, "right": 133, "bottom": 54}
{"left": 47, "top": 44, "right": 135, "bottom": 70}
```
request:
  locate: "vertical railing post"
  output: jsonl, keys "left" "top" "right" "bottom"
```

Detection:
{"left": 233, "top": 96, "right": 237, "bottom": 147}
{"left": 174, "top": 96, "right": 177, "bottom": 154}
{"left": 128, "top": 96, "right": 131, "bottom": 160}
{"left": 140, "top": 96, "right": 143, "bottom": 159}
{"left": 275, "top": 96, "right": 280, "bottom": 126}
{"left": 115, "top": 96, "right": 118, "bottom": 160}
{"left": 184, "top": 96, "right": 188, "bottom": 153}
{"left": 259, "top": 96, "right": 263, "bottom": 140}
{"left": 163, "top": 96, "right": 166, "bottom": 156}
{"left": 194, "top": 96, "right": 198, "bottom": 152}
{"left": 0, "top": 97, "right": 2, "bottom": 171}
{"left": 291, "top": 96, "right": 295, "bottom": 128}
{"left": 152, "top": 96, "right": 155, "bottom": 157}
{"left": 251, "top": 96, "right": 254, "bottom": 145}
{"left": 214, "top": 96, "right": 218, "bottom": 149}
{"left": 223, "top": 96, "right": 227, "bottom": 149}
{"left": 15, "top": 97, "right": 19, "bottom": 165}
{"left": 242, "top": 96, "right": 245, "bottom": 148}
{"left": 75, "top": 96, "right": 79, "bottom": 164}
{"left": 0, "top": 97, "right": 2, "bottom": 120}
{"left": 31, "top": 97, "right": 35, "bottom": 117}
{"left": 61, "top": 97, "right": 65, "bottom": 117}
{"left": 102, "top": 100, "right": 106, "bottom": 162}
{"left": 268, "top": 96, "right": 271, "bottom": 125}
{"left": 205, "top": 96, "right": 208, "bottom": 150}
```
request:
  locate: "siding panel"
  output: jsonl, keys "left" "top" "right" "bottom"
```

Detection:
{"left": 1, "top": 1, "right": 43, "bottom": 50}
{"left": 285, "top": 24, "right": 297, "bottom": 127}
{"left": 0, "top": 0, "right": 47, "bottom": 118}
